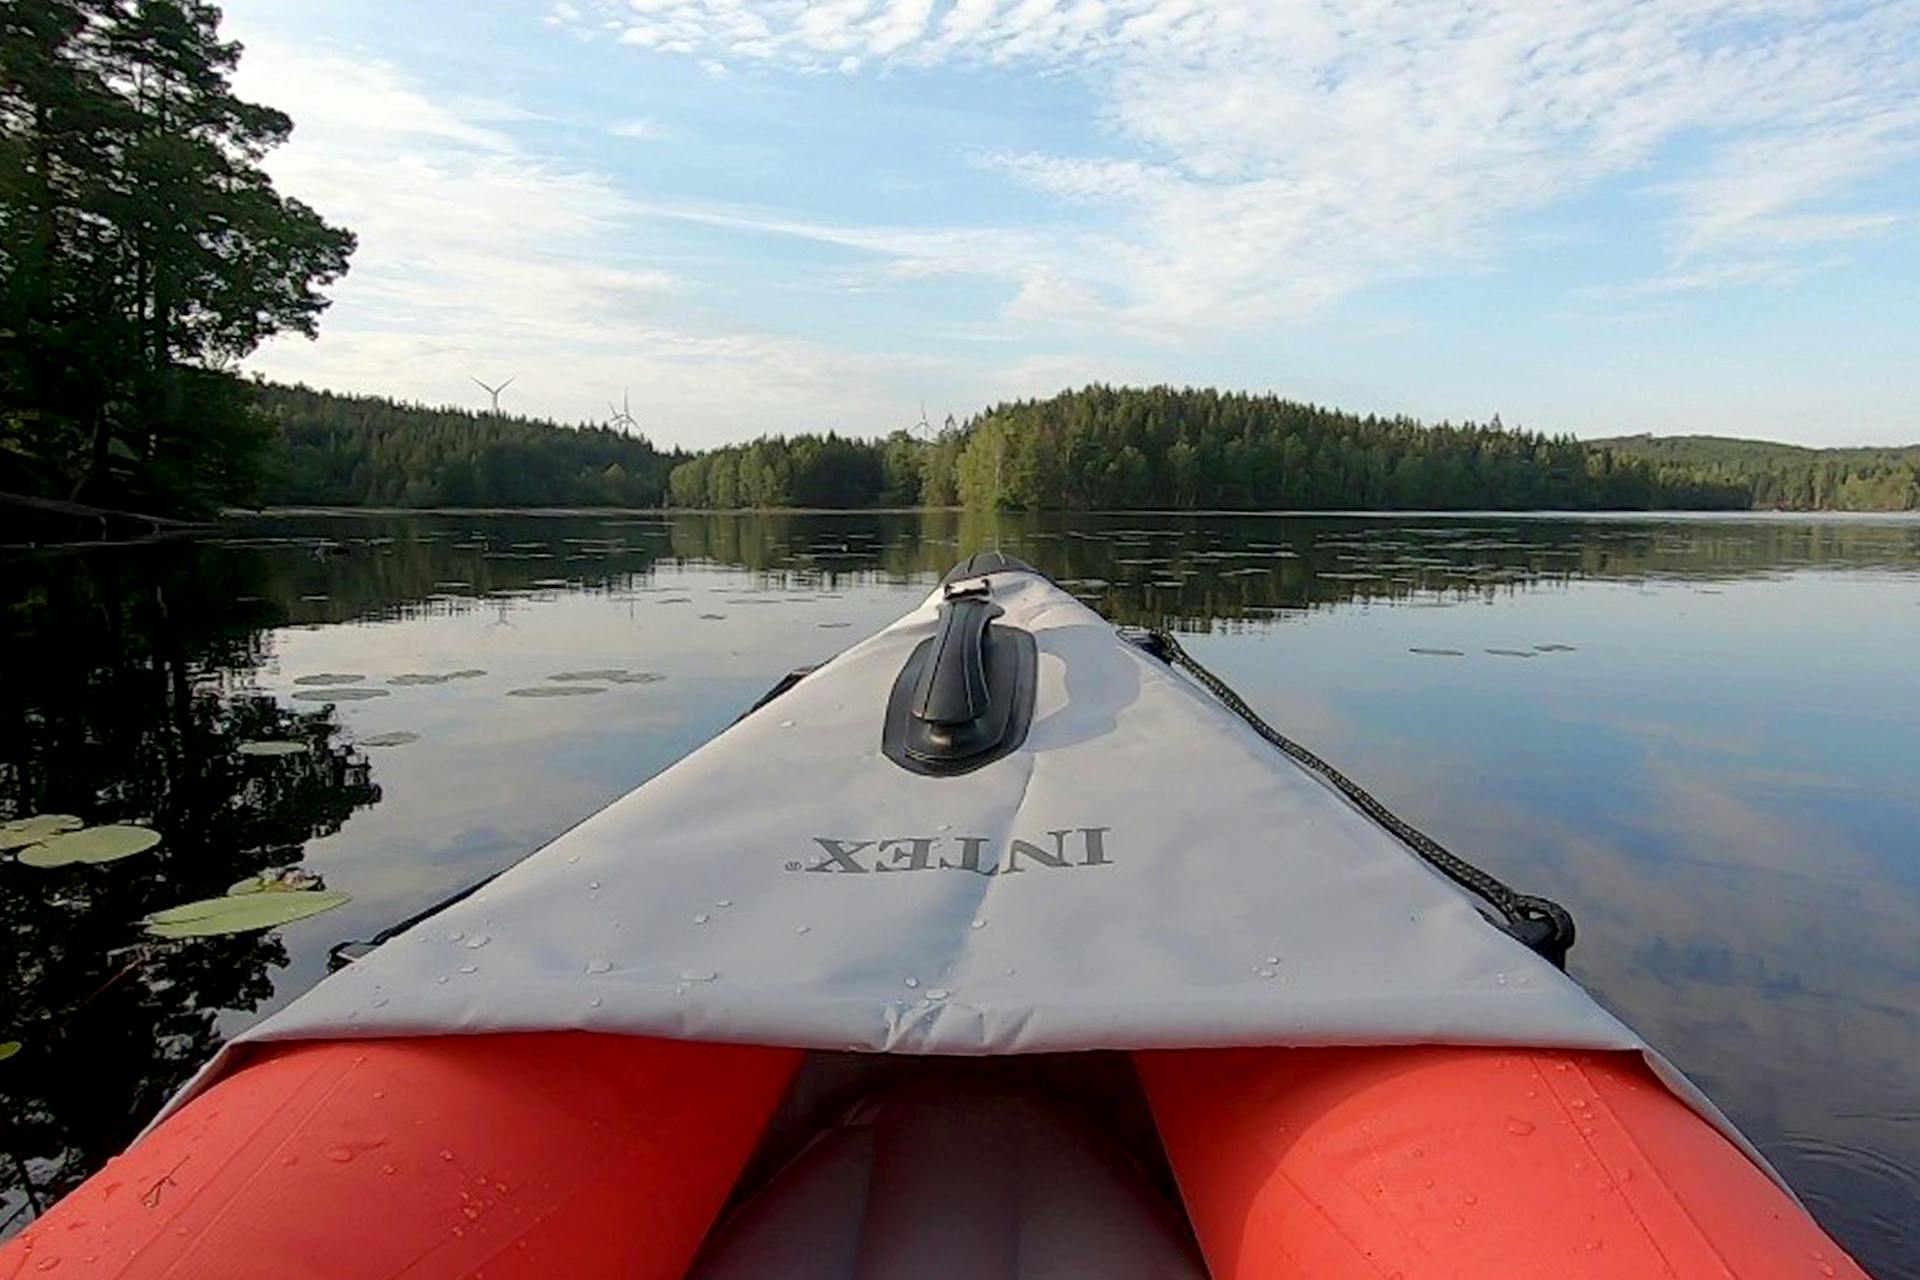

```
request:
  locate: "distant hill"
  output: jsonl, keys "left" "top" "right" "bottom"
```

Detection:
{"left": 255, "top": 382, "right": 681, "bottom": 508}
{"left": 1593, "top": 434, "right": 1920, "bottom": 511}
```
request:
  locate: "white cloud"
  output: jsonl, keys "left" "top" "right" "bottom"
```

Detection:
{"left": 551, "top": 0, "right": 1920, "bottom": 324}
{"left": 608, "top": 116, "right": 669, "bottom": 140}
{"left": 1573, "top": 260, "right": 1801, "bottom": 301}
{"left": 224, "top": 32, "right": 969, "bottom": 443}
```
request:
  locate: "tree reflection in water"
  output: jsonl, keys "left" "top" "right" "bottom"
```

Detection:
{"left": 0, "top": 543, "right": 379, "bottom": 1221}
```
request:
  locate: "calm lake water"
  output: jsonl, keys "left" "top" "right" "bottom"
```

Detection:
{"left": 3, "top": 510, "right": 1917, "bottom": 1273}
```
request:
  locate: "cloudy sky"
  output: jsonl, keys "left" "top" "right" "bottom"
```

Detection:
{"left": 221, "top": 0, "right": 1919, "bottom": 448}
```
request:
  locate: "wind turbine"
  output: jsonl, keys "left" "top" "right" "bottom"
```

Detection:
{"left": 607, "top": 389, "right": 638, "bottom": 431}
{"left": 471, "top": 375, "right": 516, "bottom": 414}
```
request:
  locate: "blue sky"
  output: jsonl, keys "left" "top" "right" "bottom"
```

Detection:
{"left": 221, "top": 0, "right": 1920, "bottom": 449}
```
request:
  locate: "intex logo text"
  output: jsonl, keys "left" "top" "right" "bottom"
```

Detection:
{"left": 786, "top": 828, "right": 1111, "bottom": 875}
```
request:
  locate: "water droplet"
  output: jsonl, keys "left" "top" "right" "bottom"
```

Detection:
{"left": 439, "top": 1149, "right": 455, "bottom": 1161}
{"left": 1585, "top": 1240, "right": 1604, "bottom": 1253}
{"left": 589, "top": 995, "right": 603, "bottom": 1007}
{"left": 587, "top": 881, "right": 601, "bottom": 891}
{"left": 1496, "top": 972, "right": 1509, "bottom": 985}
{"left": 371, "top": 996, "right": 389, "bottom": 1008}
{"left": 1506, "top": 1118, "right": 1536, "bottom": 1136}
{"left": 927, "top": 988, "right": 949, "bottom": 1000}
{"left": 435, "top": 975, "right": 450, "bottom": 984}
{"left": 1005, "top": 967, "right": 1017, "bottom": 977}
{"left": 445, "top": 930, "right": 466, "bottom": 943}
{"left": 904, "top": 976, "right": 919, "bottom": 988}
{"left": 716, "top": 899, "right": 732, "bottom": 908}
{"left": 936, "top": 822, "right": 952, "bottom": 831}
{"left": 1411, "top": 1147, "right": 1424, "bottom": 1158}
{"left": 1453, "top": 1216, "right": 1466, "bottom": 1228}
{"left": 692, "top": 913, "right": 709, "bottom": 924}
{"left": 1463, "top": 1194, "right": 1478, "bottom": 1206}
{"left": 1256, "top": 968, "right": 1277, "bottom": 979}
{"left": 464, "top": 935, "right": 490, "bottom": 949}
{"left": 452, "top": 1227, "right": 465, "bottom": 1238}
{"left": 458, "top": 964, "right": 477, "bottom": 974}
{"left": 795, "top": 924, "right": 811, "bottom": 934}
{"left": 1264, "top": 956, "right": 1279, "bottom": 965}
{"left": 679, "top": 969, "right": 718, "bottom": 982}
{"left": 326, "top": 1147, "right": 354, "bottom": 1163}
{"left": 1570, "top": 1097, "right": 1588, "bottom": 1109}
{"left": 779, "top": 719, "right": 795, "bottom": 728}
{"left": 462, "top": 1206, "right": 479, "bottom": 1221}
{"left": 35, "top": 1258, "right": 59, "bottom": 1272}
{"left": 585, "top": 958, "right": 613, "bottom": 974}
{"left": 381, "top": 1164, "right": 396, "bottom": 1175}
{"left": 566, "top": 854, "right": 579, "bottom": 864}
{"left": 970, "top": 919, "right": 985, "bottom": 929}
{"left": 281, "top": 1155, "right": 298, "bottom": 1167}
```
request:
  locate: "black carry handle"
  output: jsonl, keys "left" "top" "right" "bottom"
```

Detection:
{"left": 883, "top": 568, "right": 1038, "bottom": 776}
{"left": 911, "top": 579, "right": 998, "bottom": 733}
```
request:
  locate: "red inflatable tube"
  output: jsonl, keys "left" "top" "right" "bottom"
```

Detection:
{"left": 1136, "top": 1044, "right": 1869, "bottom": 1280}
{"left": 0, "top": 1033, "right": 800, "bottom": 1280}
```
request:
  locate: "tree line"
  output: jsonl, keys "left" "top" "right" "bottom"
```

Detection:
{"left": 1594, "top": 434, "right": 1919, "bottom": 512}
{"left": 663, "top": 387, "right": 1757, "bottom": 512}
{"left": 257, "top": 382, "right": 678, "bottom": 508}
{"left": 244, "top": 383, "right": 1914, "bottom": 513}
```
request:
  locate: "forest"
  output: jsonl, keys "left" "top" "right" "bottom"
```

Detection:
{"left": 1595, "top": 435, "right": 1920, "bottom": 512}
{"left": 252, "top": 383, "right": 1915, "bottom": 513}
{"left": 665, "top": 387, "right": 1755, "bottom": 512}
{"left": 257, "top": 383, "right": 679, "bottom": 508}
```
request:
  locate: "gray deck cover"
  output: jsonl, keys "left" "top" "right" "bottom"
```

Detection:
{"left": 170, "top": 569, "right": 1770, "bottom": 1177}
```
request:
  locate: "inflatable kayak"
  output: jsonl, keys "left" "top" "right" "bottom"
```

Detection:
{"left": 0, "top": 554, "right": 1871, "bottom": 1279}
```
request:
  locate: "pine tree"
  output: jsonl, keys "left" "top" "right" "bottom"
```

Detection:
{"left": 0, "top": 0, "right": 354, "bottom": 512}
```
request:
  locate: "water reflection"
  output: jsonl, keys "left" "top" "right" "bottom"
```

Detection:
{"left": 0, "top": 546, "right": 379, "bottom": 1219}
{"left": 1, "top": 511, "right": 1915, "bottom": 1275}
{"left": 204, "top": 508, "right": 1920, "bottom": 634}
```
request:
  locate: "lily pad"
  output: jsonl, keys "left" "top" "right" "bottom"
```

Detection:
{"left": 0, "top": 1041, "right": 19, "bottom": 1062}
{"left": 144, "top": 889, "right": 350, "bottom": 938}
{"left": 445, "top": 669, "right": 488, "bottom": 680}
{"left": 293, "top": 673, "right": 367, "bottom": 686}
{"left": 237, "top": 740, "right": 308, "bottom": 757}
{"left": 387, "top": 673, "right": 451, "bottom": 686}
{"left": 506, "top": 685, "right": 606, "bottom": 697}
{"left": 549, "top": 669, "right": 665, "bottom": 684}
{"left": 292, "top": 687, "right": 390, "bottom": 701}
{"left": 360, "top": 731, "right": 420, "bottom": 747}
{"left": 0, "top": 814, "right": 83, "bottom": 851}
{"left": 17, "top": 824, "right": 161, "bottom": 867}
{"left": 1408, "top": 648, "right": 1466, "bottom": 657}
